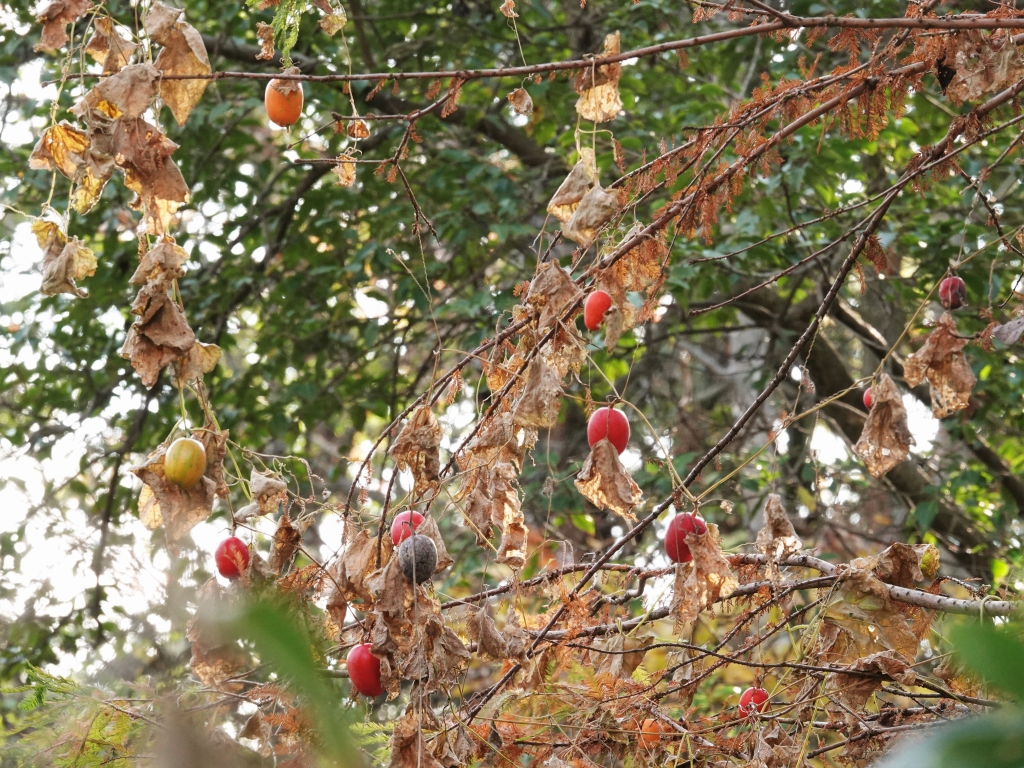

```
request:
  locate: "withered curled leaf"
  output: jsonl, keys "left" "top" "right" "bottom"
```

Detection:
{"left": 466, "top": 606, "right": 507, "bottom": 660}
{"left": 30, "top": 120, "right": 115, "bottom": 215}
{"left": 670, "top": 523, "right": 737, "bottom": 629}
{"left": 547, "top": 148, "right": 597, "bottom": 222}
{"left": 574, "top": 438, "right": 641, "bottom": 520}
{"left": 755, "top": 494, "right": 802, "bottom": 584}
{"left": 993, "top": 315, "right": 1024, "bottom": 345}
{"left": 512, "top": 358, "right": 563, "bottom": 429}
{"left": 507, "top": 87, "right": 533, "bottom": 116}
{"left": 946, "top": 32, "right": 1024, "bottom": 105}
{"left": 903, "top": 313, "right": 976, "bottom": 418}
{"left": 347, "top": 119, "right": 370, "bottom": 139}
{"left": 853, "top": 373, "right": 914, "bottom": 478}
{"left": 187, "top": 579, "right": 247, "bottom": 688}
{"left": 35, "top": 0, "right": 91, "bottom": 52}
{"left": 173, "top": 340, "right": 221, "bottom": 387}
{"left": 255, "top": 22, "right": 275, "bottom": 60}
{"left": 498, "top": 0, "right": 517, "bottom": 17}
{"left": 389, "top": 712, "right": 446, "bottom": 768}
{"left": 595, "top": 633, "right": 652, "bottom": 679}
{"left": 197, "top": 425, "right": 229, "bottom": 498}
{"left": 389, "top": 406, "right": 442, "bottom": 497}
{"left": 525, "top": 260, "right": 584, "bottom": 331}
{"left": 32, "top": 220, "right": 97, "bottom": 299}
{"left": 85, "top": 17, "right": 137, "bottom": 73}
{"left": 269, "top": 513, "right": 301, "bottom": 574}
{"left": 111, "top": 117, "right": 190, "bottom": 234}
{"left": 130, "top": 238, "right": 188, "bottom": 286}
{"left": 574, "top": 32, "right": 623, "bottom": 123}
{"left": 562, "top": 184, "right": 619, "bottom": 246}
{"left": 121, "top": 285, "right": 196, "bottom": 388}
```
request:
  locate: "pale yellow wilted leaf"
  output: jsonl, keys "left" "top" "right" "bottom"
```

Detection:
{"left": 333, "top": 154, "right": 357, "bottom": 186}
{"left": 574, "top": 31, "right": 623, "bottom": 123}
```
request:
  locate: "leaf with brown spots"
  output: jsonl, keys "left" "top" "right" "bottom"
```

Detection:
{"left": 854, "top": 373, "right": 914, "bottom": 478}
{"left": 904, "top": 312, "right": 976, "bottom": 418}
{"left": 574, "top": 439, "right": 641, "bottom": 520}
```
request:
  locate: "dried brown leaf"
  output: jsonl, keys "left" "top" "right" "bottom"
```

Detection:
{"left": 29, "top": 121, "right": 115, "bottom": 214}
{"left": 197, "top": 425, "right": 229, "bottom": 498}
{"left": 563, "top": 185, "right": 619, "bottom": 246}
{"left": 904, "top": 312, "right": 976, "bottom": 418}
{"left": 755, "top": 494, "right": 802, "bottom": 584}
{"left": 389, "top": 406, "right": 442, "bottom": 497}
{"left": 96, "top": 63, "right": 159, "bottom": 119}
{"left": 173, "top": 341, "right": 221, "bottom": 387}
{"left": 574, "top": 439, "right": 641, "bottom": 520}
{"left": 35, "top": 0, "right": 90, "bottom": 52}
{"left": 752, "top": 723, "right": 801, "bottom": 768}
{"left": 466, "top": 606, "right": 507, "bottom": 660}
{"left": 187, "top": 579, "right": 247, "bottom": 689}
{"left": 131, "top": 444, "right": 216, "bottom": 541}
{"left": 269, "top": 513, "right": 301, "bottom": 574}
{"left": 827, "top": 650, "right": 916, "bottom": 711}
{"left": 993, "top": 315, "right": 1024, "bottom": 345}
{"left": 512, "top": 358, "right": 562, "bottom": 429}
{"left": 367, "top": 555, "right": 412, "bottom": 620}
{"left": 507, "top": 87, "right": 533, "bottom": 116}
{"left": 121, "top": 286, "right": 196, "bottom": 388}
{"left": 670, "top": 523, "right": 737, "bottom": 629}
{"left": 853, "top": 373, "right": 914, "bottom": 478}
{"left": 947, "top": 33, "right": 1024, "bottom": 104}
{"left": 130, "top": 237, "right": 188, "bottom": 286}
{"left": 347, "top": 119, "right": 370, "bottom": 139}
{"left": 389, "top": 712, "right": 446, "bottom": 768}
{"left": 499, "top": 0, "right": 518, "bottom": 17}
{"left": 525, "top": 260, "right": 584, "bottom": 331}
{"left": 85, "top": 17, "right": 136, "bottom": 73}
{"left": 333, "top": 153, "right": 357, "bottom": 187}
{"left": 112, "top": 117, "right": 190, "bottom": 234}
{"left": 320, "top": 8, "right": 348, "bottom": 34}
{"left": 415, "top": 514, "right": 453, "bottom": 574}
{"left": 144, "top": 1, "right": 183, "bottom": 45}
{"left": 37, "top": 227, "right": 97, "bottom": 299}
{"left": 503, "top": 608, "right": 528, "bottom": 662}
{"left": 333, "top": 527, "right": 384, "bottom": 603}
{"left": 255, "top": 22, "right": 275, "bottom": 60}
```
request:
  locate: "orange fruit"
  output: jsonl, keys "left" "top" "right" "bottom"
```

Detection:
{"left": 639, "top": 718, "right": 663, "bottom": 748}
{"left": 164, "top": 437, "right": 207, "bottom": 489}
{"left": 265, "top": 79, "right": 304, "bottom": 127}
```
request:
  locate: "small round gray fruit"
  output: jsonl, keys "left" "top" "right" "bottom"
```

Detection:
{"left": 398, "top": 534, "right": 437, "bottom": 584}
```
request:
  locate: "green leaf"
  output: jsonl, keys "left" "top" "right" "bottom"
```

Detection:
{"left": 951, "top": 622, "right": 1024, "bottom": 702}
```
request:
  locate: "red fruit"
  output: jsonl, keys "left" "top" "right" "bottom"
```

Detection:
{"left": 215, "top": 536, "right": 250, "bottom": 579}
{"left": 584, "top": 290, "right": 613, "bottom": 331}
{"left": 390, "top": 511, "right": 424, "bottom": 546}
{"left": 738, "top": 687, "right": 769, "bottom": 717}
{"left": 265, "top": 79, "right": 304, "bottom": 127}
{"left": 587, "top": 407, "right": 630, "bottom": 454}
{"left": 347, "top": 643, "right": 383, "bottom": 697}
{"left": 863, "top": 387, "right": 873, "bottom": 409}
{"left": 664, "top": 513, "right": 707, "bottom": 564}
{"left": 164, "top": 437, "right": 207, "bottom": 489}
{"left": 938, "top": 276, "right": 966, "bottom": 310}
